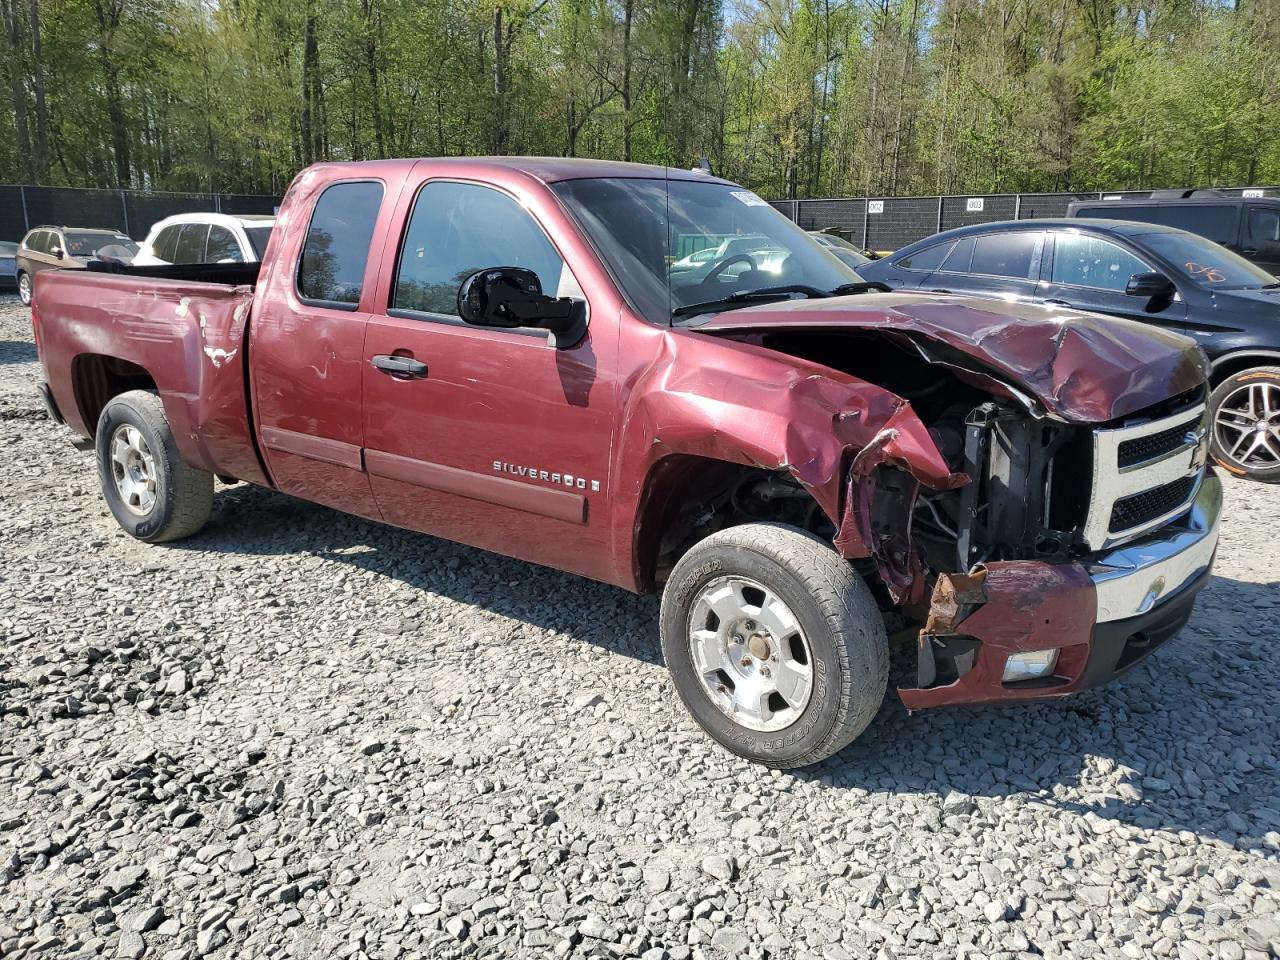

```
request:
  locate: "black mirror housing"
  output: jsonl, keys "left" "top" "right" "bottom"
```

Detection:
{"left": 1126, "top": 271, "right": 1176, "bottom": 299}
{"left": 457, "top": 267, "right": 584, "bottom": 343}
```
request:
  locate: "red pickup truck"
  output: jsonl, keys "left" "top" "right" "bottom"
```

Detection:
{"left": 32, "top": 158, "right": 1222, "bottom": 768}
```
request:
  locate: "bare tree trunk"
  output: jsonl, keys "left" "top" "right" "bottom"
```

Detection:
{"left": 622, "top": 0, "right": 633, "bottom": 161}
{"left": 91, "top": 0, "right": 130, "bottom": 186}
{"left": 362, "top": 0, "right": 385, "bottom": 158}
{"left": 301, "top": 11, "right": 319, "bottom": 165}
{"left": 0, "top": 0, "right": 33, "bottom": 181}
{"left": 26, "top": 0, "right": 47, "bottom": 179}
{"left": 492, "top": 6, "right": 507, "bottom": 154}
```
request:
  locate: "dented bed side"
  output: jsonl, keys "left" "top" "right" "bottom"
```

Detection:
{"left": 34, "top": 270, "right": 269, "bottom": 486}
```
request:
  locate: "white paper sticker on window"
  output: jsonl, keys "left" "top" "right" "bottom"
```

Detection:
{"left": 1243, "top": 188, "right": 1264, "bottom": 198}
{"left": 868, "top": 200, "right": 884, "bottom": 214}
{"left": 966, "top": 197, "right": 984, "bottom": 212}
{"left": 730, "top": 190, "right": 769, "bottom": 207}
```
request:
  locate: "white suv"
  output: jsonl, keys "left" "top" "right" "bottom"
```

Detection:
{"left": 134, "top": 213, "right": 275, "bottom": 266}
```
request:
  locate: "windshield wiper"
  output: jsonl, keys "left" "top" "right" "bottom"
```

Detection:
{"left": 671, "top": 280, "right": 895, "bottom": 320}
{"left": 831, "top": 281, "right": 892, "bottom": 295}
{"left": 671, "top": 284, "right": 831, "bottom": 319}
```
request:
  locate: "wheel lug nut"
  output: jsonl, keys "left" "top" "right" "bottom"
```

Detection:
{"left": 760, "top": 666, "right": 771, "bottom": 678}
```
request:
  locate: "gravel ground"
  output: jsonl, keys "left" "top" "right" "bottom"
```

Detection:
{"left": 1, "top": 292, "right": 1278, "bottom": 960}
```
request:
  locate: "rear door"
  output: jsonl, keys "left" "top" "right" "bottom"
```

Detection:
{"left": 249, "top": 179, "right": 390, "bottom": 520}
{"left": 1038, "top": 231, "right": 1187, "bottom": 332}
{"left": 359, "top": 166, "right": 619, "bottom": 579}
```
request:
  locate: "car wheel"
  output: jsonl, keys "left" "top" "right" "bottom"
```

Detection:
{"left": 17, "top": 271, "right": 31, "bottom": 306}
{"left": 660, "top": 522, "right": 888, "bottom": 768}
{"left": 96, "top": 390, "right": 214, "bottom": 542}
{"left": 1209, "top": 366, "right": 1280, "bottom": 483}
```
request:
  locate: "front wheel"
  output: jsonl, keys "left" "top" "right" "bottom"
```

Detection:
{"left": 660, "top": 523, "right": 888, "bottom": 768}
{"left": 1209, "top": 366, "right": 1280, "bottom": 483}
{"left": 96, "top": 390, "right": 214, "bottom": 542}
{"left": 17, "top": 271, "right": 31, "bottom": 306}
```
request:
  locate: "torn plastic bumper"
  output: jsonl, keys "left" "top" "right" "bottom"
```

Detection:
{"left": 899, "top": 473, "right": 1222, "bottom": 709}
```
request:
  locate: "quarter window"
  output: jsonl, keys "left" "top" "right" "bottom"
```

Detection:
{"left": 154, "top": 226, "right": 180, "bottom": 262}
{"left": 393, "top": 181, "right": 565, "bottom": 319}
{"left": 298, "top": 181, "right": 384, "bottom": 307}
{"left": 896, "top": 241, "right": 951, "bottom": 271}
{"left": 1051, "top": 234, "right": 1151, "bottom": 291}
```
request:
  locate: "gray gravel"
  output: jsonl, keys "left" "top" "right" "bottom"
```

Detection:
{"left": 1, "top": 292, "right": 1277, "bottom": 960}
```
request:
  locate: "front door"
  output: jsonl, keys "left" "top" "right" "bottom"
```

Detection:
{"left": 1038, "top": 232, "right": 1188, "bottom": 334}
{"left": 361, "top": 172, "right": 618, "bottom": 581}
{"left": 249, "top": 178, "right": 388, "bottom": 520}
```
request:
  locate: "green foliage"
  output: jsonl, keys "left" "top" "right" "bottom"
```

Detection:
{"left": 0, "top": 0, "right": 1276, "bottom": 195}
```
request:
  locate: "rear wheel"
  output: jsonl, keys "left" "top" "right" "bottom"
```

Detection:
{"left": 660, "top": 523, "right": 888, "bottom": 768}
{"left": 1209, "top": 366, "right": 1280, "bottom": 483}
{"left": 96, "top": 390, "right": 213, "bottom": 542}
{"left": 17, "top": 271, "right": 31, "bottom": 306}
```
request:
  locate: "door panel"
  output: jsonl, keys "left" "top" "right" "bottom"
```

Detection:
{"left": 1039, "top": 232, "right": 1187, "bottom": 333}
{"left": 361, "top": 174, "right": 618, "bottom": 581}
{"left": 250, "top": 179, "right": 389, "bottom": 520}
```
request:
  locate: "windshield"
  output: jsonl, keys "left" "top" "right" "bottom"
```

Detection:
{"left": 64, "top": 232, "right": 138, "bottom": 259}
{"left": 245, "top": 226, "right": 273, "bottom": 258}
{"left": 1141, "top": 231, "right": 1277, "bottom": 289}
{"left": 552, "top": 177, "right": 861, "bottom": 323}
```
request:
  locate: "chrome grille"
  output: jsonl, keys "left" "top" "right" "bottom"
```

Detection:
{"left": 1082, "top": 399, "right": 1208, "bottom": 550}
{"left": 1110, "top": 475, "right": 1198, "bottom": 533}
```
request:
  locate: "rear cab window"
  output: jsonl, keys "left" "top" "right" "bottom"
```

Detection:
{"left": 297, "top": 181, "right": 385, "bottom": 309}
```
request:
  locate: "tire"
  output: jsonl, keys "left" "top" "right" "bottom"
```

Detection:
{"left": 660, "top": 522, "right": 888, "bottom": 768}
{"left": 17, "top": 271, "right": 31, "bottom": 306}
{"left": 95, "top": 390, "right": 214, "bottom": 542}
{"left": 1208, "top": 366, "right": 1280, "bottom": 483}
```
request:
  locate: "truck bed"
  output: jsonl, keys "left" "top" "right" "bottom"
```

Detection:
{"left": 35, "top": 267, "right": 269, "bottom": 486}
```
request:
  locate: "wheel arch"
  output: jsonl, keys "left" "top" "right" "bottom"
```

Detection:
{"left": 71, "top": 353, "right": 159, "bottom": 435}
{"left": 1209, "top": 350, "right": 1280, "bottom": 385}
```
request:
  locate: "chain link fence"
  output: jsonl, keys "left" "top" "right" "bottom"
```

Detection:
{"left": 771, "top": 186, "right": 1278, "bottom": 253}
{"left": 0, "top": 185, "right": 282, "bottom": 242}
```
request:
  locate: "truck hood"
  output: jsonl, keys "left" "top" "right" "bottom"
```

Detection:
{"left": 692, "top": 292, "right": 1208, "bottom": 422}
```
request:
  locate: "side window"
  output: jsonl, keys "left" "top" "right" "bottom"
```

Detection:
{"left": 155, "top": 226, "right": 180, "bottom": 262}
{"left": 174, "top": 223, "right": 209, "bottom": 264}
{"left": 969, "top": 232, "right": 1039, "bottom": 279}
{"left": 393, "top": 181, "right": 565, "bottom": 319}
{"left": 205, "top": 225, "right": 243, "bottom": 263}
{"left": 1051, "top": 233, "right": 1151, "bottom": 291}
{"left": 298, "top": 181, "right": 384, "bottom": 307}
{"left": 1246, "top": 209, "right": 1280, "bottom": 254}
{"left": 939, "top": 236, "right": 975, "bottom": 273}
{"left": 1154, "top": 204, "right": 1239, "bottom": 244}
{"left": 896, "top": 241, "right": 951, "bottom": 271}
{"left": 25, "top": 231, "right": 47, "bottom": 253}
{"left": 47, "top": 232, "right": 64, "bottom": 254}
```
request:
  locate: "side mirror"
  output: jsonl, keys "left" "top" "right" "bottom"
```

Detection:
{"left": 49, "top": 244, "right": 64, "bottom": 259}
{"left": 1126, "top": 271, "right": 1175, "bottom": 299}
{"left": 457, "top": 267, "right": 582, "bottom": 337}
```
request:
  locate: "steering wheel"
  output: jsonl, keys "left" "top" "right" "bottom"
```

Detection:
{"left": 701, "top": 253, "right": 758, "bottom": 285}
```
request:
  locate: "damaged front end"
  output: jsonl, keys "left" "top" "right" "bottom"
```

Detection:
{"left": 695, "top": 296, "right": 1221, "bottom": 708}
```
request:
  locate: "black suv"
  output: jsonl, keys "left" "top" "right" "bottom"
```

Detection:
{"left": 857, "top": 219, "right": 1280, "bottom": 481}
{"left": 1068, "top": 190, "right": 1280, "bottom": 275}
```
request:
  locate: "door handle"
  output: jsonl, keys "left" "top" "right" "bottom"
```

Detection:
{"left": 930, "top": 288, "right": 952, "bottom": 294}
{"left": 1044, "top": 298, "right": 1071, "bottom": 306}
{"left": 371, "top": 354, "right": 428, "bottom": 378}
{"left": 1243, "top": 248, "right": 1260, "bottom": 256}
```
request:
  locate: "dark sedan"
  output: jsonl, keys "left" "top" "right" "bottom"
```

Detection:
{"left": 858, "top": 219, "right": 1280, "bottom": 481}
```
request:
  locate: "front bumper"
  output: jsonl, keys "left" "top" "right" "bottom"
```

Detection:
{"left": 899, "top": 473, "right": 1222, "bottom": 709}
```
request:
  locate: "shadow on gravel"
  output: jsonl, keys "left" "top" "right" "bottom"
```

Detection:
{"left": 0, "top": 339, "right": 37, "bottom": 364}
{"left": 175, "top": 482, "right": 1279, "bottom": 846}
